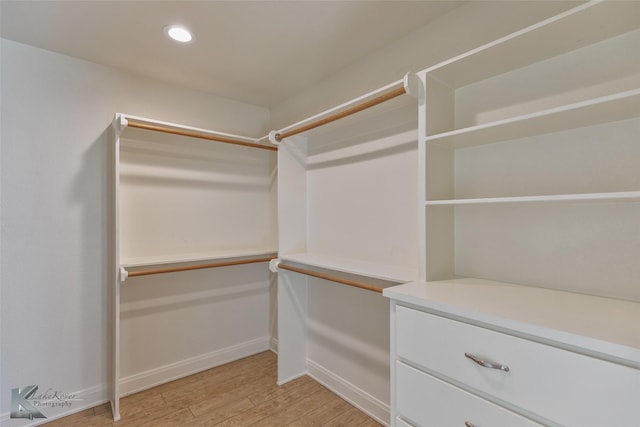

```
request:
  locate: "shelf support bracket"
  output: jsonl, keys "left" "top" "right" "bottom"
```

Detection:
{"left": 119, "top": 266, "right": 128, "bottom": 283}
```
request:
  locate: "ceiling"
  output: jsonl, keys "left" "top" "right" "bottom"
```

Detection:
{"left": 0, "top": 1, "right": 463, "bottom": 108}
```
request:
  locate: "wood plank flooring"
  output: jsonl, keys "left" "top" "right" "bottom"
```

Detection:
{"left": 44, "top": 351, "right": 383, "bottom": 426}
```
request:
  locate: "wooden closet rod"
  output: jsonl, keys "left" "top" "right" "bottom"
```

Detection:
{"left": 127, "top": 257, "right": 275, "bottom": 278}
{"left": 278, "top": 263, "right": 384, "bottom": 294}
{"left": 127, "top": 120, "right": 278, "bottom": 152}
{"left": 274, "top": 85, "right": 407, "bottom": 142}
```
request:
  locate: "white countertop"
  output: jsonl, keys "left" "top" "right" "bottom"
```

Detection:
{"left": 384, "top": 278, "right": 640, "bottom": 368}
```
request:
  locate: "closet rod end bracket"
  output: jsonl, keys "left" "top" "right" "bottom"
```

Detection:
{"left": 268, "top": 130, "right": 281, "bottom": 145}
{"left": 115, "top": 113, "right": 128, "bottom": 131}
{"left": 269, "top": 258, "right": 281, "bottom": 273}
{"left": 403, "top": 72, "right": 422, "bottom": 99}
{"left": 119, "top": 266, "right": 129, "bottom": 283}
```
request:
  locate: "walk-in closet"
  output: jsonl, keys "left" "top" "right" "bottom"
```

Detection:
{"left": 1, "top": 1, "right": 638, "bottom": 426}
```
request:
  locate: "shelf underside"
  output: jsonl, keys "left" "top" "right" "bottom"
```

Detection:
{"left": 280, "top": 253, "right": 418, "bottom": 283}
{"left": 425, "top": 89, "right": 640, "bottom": 149}
{"left": 121, "top": 248, "right": 278, "bottom": 268}
{"left": 119, "top": 113, "right": 265, "bottom": 148}
{"left": 426, "top": 191, "right": 640, "bottom": 206}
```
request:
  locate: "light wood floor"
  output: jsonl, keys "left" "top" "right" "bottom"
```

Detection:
{"left": 44, "top": 351, "right": 383, "bottom": 426}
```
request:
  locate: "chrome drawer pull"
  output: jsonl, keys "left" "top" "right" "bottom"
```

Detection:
{"left": 464, "top": 422, "right": 475, "bottom": 427}
{"left": 465, "top": 352, "right": 510, "bottom": 372}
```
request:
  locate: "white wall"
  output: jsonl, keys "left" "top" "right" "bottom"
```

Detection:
{"left": 0, "top": 38, "right": 270, "bottom": 422}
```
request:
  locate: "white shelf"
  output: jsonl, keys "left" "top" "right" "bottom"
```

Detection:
{"left": 425, "top": 1, "right": 640, "bottom": 88}
{"left": 280, "top": 253, "right": 418, "bottom": 283}
{"left": 121, "top": 247, "right": 278, "bottom": 268}
{"left": 383, "top": 278, "right": 640, "bottom": 368}
{"left": 426, "top": 191, "right": 640, "bottom": 206}
{"left": 425, "top": 89, "right": 640, "bottom": 149}
{"left": 119, "top": 113, "right": 261, "bottom": 145}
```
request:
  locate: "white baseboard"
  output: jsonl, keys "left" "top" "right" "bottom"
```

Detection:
{"left": 276, "top": 371, "right": 307, "bottom": 386}
{"left": 119, "top": 336, "right": 270, "bottom": 396}
{"left": 306, "top": 359, "right": 390, "bottom": 427}
{"left": 0, "top": 384, "right": 108, "bottom": 427}
{"left": 269, "top": 337, "right": 278, "bottom": 354}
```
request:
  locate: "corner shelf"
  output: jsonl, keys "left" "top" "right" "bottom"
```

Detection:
{"left": 425, "top": 89, "right": 640, "bottom": 149}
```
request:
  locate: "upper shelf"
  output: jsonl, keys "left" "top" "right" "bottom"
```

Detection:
{"left": 116, "top": 113, "right": 276, "bottom": 152}
{"left": 425, "top": 89, "right": 640, "bottom": 149}
{"left": 272, "top": 74, "right": 420, "bottom": 148}
{"left": 280, "top": 252, "right": 418, "bottom": 284}
{"left": 423, "top": 1, "right": 640, "bottom": 89}
{"left": 121, "top": 247, "right": 278, "bottom": 269}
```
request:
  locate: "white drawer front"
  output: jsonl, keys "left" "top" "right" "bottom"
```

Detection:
{"left": 397, "top": 361, "right": 540, "bottom": 427}
{"left": 396, "top": 305, "right": 640, "bottom": 426}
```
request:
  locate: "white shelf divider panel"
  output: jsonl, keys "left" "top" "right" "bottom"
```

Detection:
{"left": 424, "top": 0, "right": 640, "bottom": 89}
{"left": 425, "top": 89, "right": 640, "bottom": 149}
{"left": 383, "top": 278, "right": 640, "bottom": 369}
{"left": 281, "top": 253, "right": 419, "bottom": 284}
{"left": 426, "top": 191, "right": 640, "bottom": 206}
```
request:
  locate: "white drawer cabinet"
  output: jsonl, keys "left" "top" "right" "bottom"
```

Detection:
{"left": 396, "top": 305, "right": 639, "bottom": 426}
{"left": 384, "top": 282, "right": 640, "bottom": 427}
{"left": 397, "top": 361, "right": 540, "bottom": 427}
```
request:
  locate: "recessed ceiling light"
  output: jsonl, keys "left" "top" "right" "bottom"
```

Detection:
{"left": 165, "top": 25, "right": 193, "bottom": 43}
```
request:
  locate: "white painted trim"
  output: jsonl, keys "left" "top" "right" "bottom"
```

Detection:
{"left": 0, "top": 384, "right": 107, "bottom": 427}
{"left": 306, "top": 359, "right": 390, "bottom": 427}
{"left": 119, "top": 336, "right": 270, "bottom": 396}
{"left": 270, "top": 337, "right": 279, "bottom": 354}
